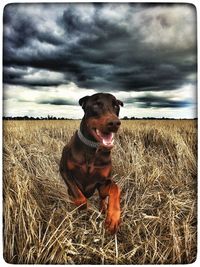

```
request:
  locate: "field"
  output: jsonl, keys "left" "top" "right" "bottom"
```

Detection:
{"left": 3, "top": 119, "right": 197, "bottom": 264}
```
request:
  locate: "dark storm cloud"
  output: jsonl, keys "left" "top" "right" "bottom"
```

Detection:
{"left": 133, "top": 95, "right": 191, "bottom": 108}
{"left": 3, "top": 3, "right": 197, "bottom": 94}
{"left": 3, "top": 66, "right": 27, "bottom": 82}
{"left": 38, "top": 99, "right": 75, "bottom": 105}
{"left": 3, "top": 66, "right": 67, "bottom": 87}
{"left": 3, "top": 11, "right": 37, "bottom": 49}
{"left": 3, "top": 69, "right": 63, "bottom": 87}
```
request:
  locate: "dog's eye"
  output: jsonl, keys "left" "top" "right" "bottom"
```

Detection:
{"left": 90, "top": 102, "right": 103, "bottom": 116}
{"left": 113, "top": 103, "right": 119, "bottom": 115}
{"left": 113, "top": 103, "right": 119, "bottom": 111}
{"left": 114, "top": 104, "right": 118, "bottom": 109}
{"left": 93, "top": 102, "right": 102, "bottom": 109}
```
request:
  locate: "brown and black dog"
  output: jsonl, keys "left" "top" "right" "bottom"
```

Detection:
{"left": 59, "top": 93, "right": 123, "bottom": 234}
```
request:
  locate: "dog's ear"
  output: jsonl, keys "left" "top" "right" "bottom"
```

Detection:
{"left": 79, "top": 96, "right": 90, "bottom": 109}
{"left": 117, "top": 99, "right": 124, "bottom": 107}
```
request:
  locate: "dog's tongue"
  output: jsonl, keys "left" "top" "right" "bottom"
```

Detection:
{"left": 96, "top": 129, "right": 114, "bottom": 146}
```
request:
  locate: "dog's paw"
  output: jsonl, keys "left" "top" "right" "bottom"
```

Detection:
{"left": 105, "top": 210, "right": 120, "bottom": 234}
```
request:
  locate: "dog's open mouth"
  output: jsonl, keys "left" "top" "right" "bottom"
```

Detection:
{"left": 93, "top": 129, "right": 114, "bottom": 147}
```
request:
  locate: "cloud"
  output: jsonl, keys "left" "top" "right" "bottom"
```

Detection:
{"left": 3, "top": 82, "right": 96, "bottom": 106}
{"left": 134, "top": 94, "right": 191, "bottom": 108}
{"left": 131, "top": 4, "right": 196, "bottom": 51}
{"left": 3, "top": 3, "right": 196, "bottom": 91}
{"left": 38, "top": 99, "right": 75, "bottom": 105}
{"left": 3, "top": 82, "right": 96, "bottom": 118}
{"left": 3, "top": 3, "right": 197, "bottom": 118}
{"left": 3, "top": 66, "right": 68, "bottom": 87}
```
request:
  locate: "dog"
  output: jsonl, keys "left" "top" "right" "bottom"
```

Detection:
{"left": 59, "top": 93, "right": 123, "bottom": 234}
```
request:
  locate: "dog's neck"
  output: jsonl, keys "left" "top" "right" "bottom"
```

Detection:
{"left": 70, "top": 120, "right": 111, "bottom": 165}
{"left": 77, "top": 129, "right": 99, "bottom": 149}
{"left": 79, "top": 118, "right": 96, "bottom": 141}
{"left": 78, "top": 118, "right": 112, "bottom": 152}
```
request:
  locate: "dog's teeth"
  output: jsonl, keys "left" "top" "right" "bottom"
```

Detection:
{"left": 103, "top": 139, "right": 114, "bottom": 146}
{"left": 96, "top": 130, "right": 114, "bottom": 147}
{"left": 96, "top": 129, "right": 101, "bottom": 136}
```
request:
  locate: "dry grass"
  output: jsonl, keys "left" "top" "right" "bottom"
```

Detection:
{"left": 3, "top": 119, "right": 197, "bottom": 264}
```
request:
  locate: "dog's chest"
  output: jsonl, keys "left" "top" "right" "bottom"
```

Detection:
{"left": 67, "top": 149, "right": 111, "bottom": 179}
{"left": 83, "top": 161, "right": 111, "bottom": 178}
{"left": 67, "top": 159, "right": 111, "bottom": 179}
{"left": 67, "top": 149, "right": 112, "bottom": 197}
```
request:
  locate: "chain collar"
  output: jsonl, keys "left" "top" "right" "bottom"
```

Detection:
{"left": 77, "top": 129, "right": 100, "bottom": 149}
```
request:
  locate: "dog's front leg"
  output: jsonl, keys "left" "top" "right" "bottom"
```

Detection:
{"left": 98, "top": 181, "right": 121, "bottom": 234}
{"left": 60, "top": 171, "right": 87, "bottom": 209}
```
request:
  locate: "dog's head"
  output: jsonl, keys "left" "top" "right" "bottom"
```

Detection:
{"left": 79, "top": 93, "right": 123, "bottom": 148}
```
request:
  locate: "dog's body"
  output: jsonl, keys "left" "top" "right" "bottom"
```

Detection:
{"left": 60, "top": 93, "right": 123, "bottom": 233}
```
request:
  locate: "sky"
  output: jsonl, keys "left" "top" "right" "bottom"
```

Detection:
{"left": 3, "top": 3, "right": 197, "bottom": 119}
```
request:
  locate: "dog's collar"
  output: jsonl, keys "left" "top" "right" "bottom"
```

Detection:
{"left": 77, "top": 129, "right": 100, "bottom": 149}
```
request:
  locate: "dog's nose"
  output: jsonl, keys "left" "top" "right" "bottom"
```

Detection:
{"left": 107, "top": 119, "right": 121, "bottom": 130}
